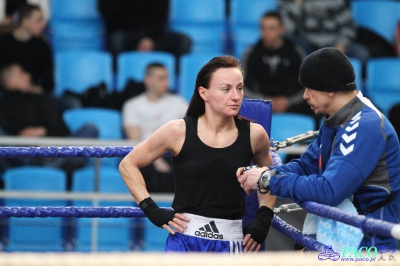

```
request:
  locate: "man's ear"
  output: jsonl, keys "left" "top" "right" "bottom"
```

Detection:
{"left": 143, "top": 76, "right": 150, "bottom": 88}
{"left": 198, "top": 86, "right": 208, "bottom": 101}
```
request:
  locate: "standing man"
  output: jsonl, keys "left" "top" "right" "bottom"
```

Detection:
{"left": 238, "top": 47, "right": 400, "bottom": 249}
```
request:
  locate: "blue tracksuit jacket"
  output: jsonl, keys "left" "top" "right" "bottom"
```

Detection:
{"left": 270, "top": 92, "right": 400, "bottom": 248}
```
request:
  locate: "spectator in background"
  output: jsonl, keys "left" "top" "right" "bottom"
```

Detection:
{"left": 0, "top": 3, "right": 80, "bottom": 112}
{"left": 242, "top": 11, "right": 315, "bottom": 120}
{"left": 0, "top": 4, "right": 54, "bottom": 94}
{"left": 0, "top": 63, "right": 98, "bottom": 187}
{"left": 122, "top": 63, "right": 188, "bottom": 192}
{"left": 278, "top": 0, "right": 370, "bottom": 66}
{"left": 0, "top": 3, "right": 53, "bottom": 94}
{"left": 98, "top": 0, "right": 191, "bottom": 70}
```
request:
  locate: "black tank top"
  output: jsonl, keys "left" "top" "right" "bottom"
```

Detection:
{"left": 172, "top": 116, "right": 254, "bottom": 220}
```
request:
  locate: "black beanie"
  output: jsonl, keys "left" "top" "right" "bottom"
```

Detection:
{"left": 298, "top": 47, "right": 356, "bottom": 92}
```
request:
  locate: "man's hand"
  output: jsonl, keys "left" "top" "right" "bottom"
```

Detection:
{"left": 237, "top": 166, "right": 269, "bottom": 195}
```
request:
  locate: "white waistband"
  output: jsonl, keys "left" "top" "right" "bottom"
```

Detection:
{"left": 179, "top": 213, "right": 243, "bottom": 242}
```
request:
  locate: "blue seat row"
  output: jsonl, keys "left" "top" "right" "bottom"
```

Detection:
{"left": 55, "top": 50, "right": 400, "bottom": 117}
{"left": 47, "top": 0, "right": 400, "bottom": 60}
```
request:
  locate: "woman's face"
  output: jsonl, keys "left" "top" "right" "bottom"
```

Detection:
{"left": 200, "top": 67, "right": 244, "bottom": 117}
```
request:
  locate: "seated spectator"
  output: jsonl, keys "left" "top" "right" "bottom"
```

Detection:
{"left": 278, "top": 0, "right": 370, "bottom": 66}
{"left": 0, "top": 3, "right": 53, "bottom": 93}
{"left": 242, "top": 11, "right": 316, "bottom": 120}
{"left": 0, "top": 63, "right": 98, "bottom": 187}
{"left": 122, "top": 62, "right": 188, "bottom": 192}
{"left": 98, "top": 0, "right": 191, "bottom": 71}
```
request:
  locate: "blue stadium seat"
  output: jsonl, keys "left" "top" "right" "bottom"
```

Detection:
{"left": 178, "top": 52, "right": 221, "bottom": 102}
{"left": 50, "top": 0, "right": 102, "bottom": 21}
{"left": 271, "top": 113, "right": 316, "bottom": 142}
{"left": 55, "top": 51, "right": 113, "bottom": 96}
{"left": 348, "top": 57, "right": 364, "bottom": 94}
{"left": 63, "top": 107, "right": 123, "bottom": 167}
{"left": 71, "top": 167, "right": 135, "bottom": 251}
{"left": 230, "top": 0, "right": 278, "bottom": 28}
{"left": 116, "top": 51, "right": 176, "bottom": 92}
{"left": 366, "top": 58, "right": 400, "bottom": 116}
{"left": 2, "top": 166, "right": 67, "bottom": 251}
{"left": 271, "top": 113, "right": 316, "bottom": 162}
{"left": 50, "top": 21, "right": 105, "bottom": 53}
{"left": 169, "top": 0, "right": 226, "bottom": 26}
{"left": 230, "top": 0, "right": 278, "bottom": 57}
{"left": 172, "top": 25, "right": 227, "bottom": 54}
{"left": 232, "top": 27, "right": 260, "bottom": 59}
{"left": 351, "top": 0, "right": 400, "bottom": 43}
{"left": 49, "top": 0, "right": 105, "bottom": 53}
{"left": 169, "top": 0, "right": 227, "bottom": 53}
{"left": 63, "top": 107, "right": 123, "bottom": 140}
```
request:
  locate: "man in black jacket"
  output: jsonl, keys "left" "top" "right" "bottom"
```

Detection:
{"left": 0, "top": 64, "right": 69, "bottom": 137}
{"left": 0, "top": 64, "right": 98, "bottom": 188}
{"left": 242, "top": 11, "right": 314, "bottom": 118}
{"left": 0, "top": 4, "right": 53, "bottom": 94}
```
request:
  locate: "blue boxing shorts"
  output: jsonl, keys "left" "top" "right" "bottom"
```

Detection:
{"left": 165, "top": 213, "right": 244, "bottom": 253}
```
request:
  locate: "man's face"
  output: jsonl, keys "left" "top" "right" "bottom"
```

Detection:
{"left": 260, "top": 17, "right": 284, "bottom": 47}
{"left": 6, "top": 65, "right": 32, "bottom": 92}
{"left": 303, "top": 87, "right": 331, "bottom": 116}
{"left": 22, "top": 10, "right": 46, "bottom": 37}
{"left": 145, "top": 67, "right": 169, "bottom": 96}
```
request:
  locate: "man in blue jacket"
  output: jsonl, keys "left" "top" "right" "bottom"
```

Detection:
{"left": 238, "top": 47, "right": 400, "bottom": 249}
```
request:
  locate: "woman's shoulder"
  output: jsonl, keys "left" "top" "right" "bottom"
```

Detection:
{"left": 249, "top": 121, "right": 269, "bottom": 140}
{"left": 162, "top": 118, "right": 186, "bottom": 138}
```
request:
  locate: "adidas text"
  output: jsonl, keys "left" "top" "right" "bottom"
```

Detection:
{"left": 195, "top": 230, "right": 223, "bottom": 240}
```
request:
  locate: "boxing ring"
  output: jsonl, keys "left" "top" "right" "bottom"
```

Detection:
{"left": 1, "top": 146, "right": 399, "bottom": 243}
{"left": 0, "top": 95, "right": 399, "bottom": 265}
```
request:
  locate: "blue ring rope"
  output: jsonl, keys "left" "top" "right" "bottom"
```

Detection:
{"left": 0, "top": 206, "right": 327, "bottom": 251}
{"left": 0, "top": 146, "right": 398, "bottom": 248}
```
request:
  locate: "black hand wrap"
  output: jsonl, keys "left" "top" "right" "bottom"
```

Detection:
{"left": 139, "top": 197, "right": 175, "bottom": 228}
{"left": 243, "top": 206, "right": 274, "bottom": 244}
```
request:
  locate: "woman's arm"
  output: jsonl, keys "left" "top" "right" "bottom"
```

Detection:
{"left": 249, "top": 123, "right": 275, "bottom": 209}
{"left": 119, "top": 119, "right": 184, "bottom": 203}
{"left": 119, "top": 119, "right": 189, "bottom": 233}
{"left": 242, "top": 123, "right": 276, "bottom": 252}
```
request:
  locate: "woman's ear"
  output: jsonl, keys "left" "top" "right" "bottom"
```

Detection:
{"left": 198, "top": 86, "right": 208, "bottom": 101}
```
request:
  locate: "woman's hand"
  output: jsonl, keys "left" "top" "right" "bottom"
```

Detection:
{"left": 162, "top": 213, "right": 190, "bottom": 234}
